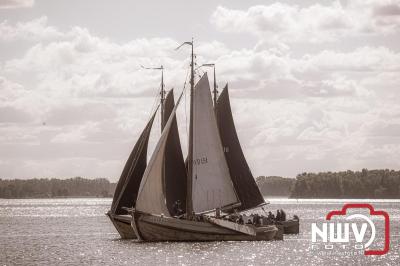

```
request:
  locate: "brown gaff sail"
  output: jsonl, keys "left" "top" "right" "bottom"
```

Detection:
{"left": 110, "top": 109, "right": 157, "bottom": 215}
{"left": 163, "top": 89, "right": 187, "bottom": 215}
{"left": 216, "top": 85, "right": 265, "bottom": 211}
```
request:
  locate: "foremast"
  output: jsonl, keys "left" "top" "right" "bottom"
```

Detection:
{"left": 141, "top": 64, "right": 166, "bottom": 130}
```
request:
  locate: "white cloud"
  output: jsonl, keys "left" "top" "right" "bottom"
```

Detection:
{"left": 0, "top": 0, "right": 34, "bottom": 9}
{"left": 0, "top": 16, "right": 62, "bottom": 41}
{"left": 211, "top": 1, "right": 400, "bottom": 43}
{"left": 1, "top": 11, "right": 400, "bottom": 178}
{"left": 303, "top": 46, "right": 400, "bottom": 72}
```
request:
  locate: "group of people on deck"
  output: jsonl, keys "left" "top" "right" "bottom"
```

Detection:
{"left": 172, "top": 199, "right": 295, "bottom": 226}
{"left": 267, "top": 209, "right": 287, "bottom": 222}
{"left": 226, "top": 209, "right": 290, "bottom": 226}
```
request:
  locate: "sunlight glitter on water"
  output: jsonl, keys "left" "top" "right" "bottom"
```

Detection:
{"left": 0, "top": 198, "right": 399, "bottom": 265}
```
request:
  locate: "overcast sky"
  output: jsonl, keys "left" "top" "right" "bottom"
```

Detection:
{"left": 1, "top": 0, "right": 400, "bottom": 180}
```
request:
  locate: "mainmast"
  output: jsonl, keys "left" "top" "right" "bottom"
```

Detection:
{"left": 188, "top": 38, "right": 195, "bottom": 216}
{"left": 141, "top": 65, "right": 166, "bottom": 131}
{"left": 175, "top": 38, "right": 195, "bottom": 216}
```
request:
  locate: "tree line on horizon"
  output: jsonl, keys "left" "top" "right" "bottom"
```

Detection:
{"left": 256, "top": 176, "right": 294, "bottom": 197}
{"left": 1, "top": 169, "right": 399, "bottom": 199}
{"left": 0, "top": 177, "right": 116, "bottom": 198}
{"left": 290, "top": 169, "right": 400, "bottom": 198}
{"left": 256, "top": 169, "right": 400, "bottom": 198}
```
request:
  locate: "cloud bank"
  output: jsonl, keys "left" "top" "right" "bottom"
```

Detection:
{"left": 1, "top": 0, "right": 400, "bottom": 179}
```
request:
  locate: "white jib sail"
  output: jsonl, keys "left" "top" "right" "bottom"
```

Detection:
{"left": 192, "top": 73, "right": 239, "bottom": 213}
{"left": 135, "top": 92, "right": 184, "bottom": 216}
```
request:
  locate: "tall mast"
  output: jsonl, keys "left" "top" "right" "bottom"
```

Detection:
{"left": 188, "top": 38, "right": 194, "bottom": 216}
{"left": 141, "top": 65, "right": 165, "bottom": 131}
{"left": 175, "top": 38, "right": 195, "bottom": 216}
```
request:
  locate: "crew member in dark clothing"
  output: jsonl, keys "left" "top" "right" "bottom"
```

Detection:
{"left": 267, "top": 211, "right": 275, "bottom": 220}
{"left": 280, "top": 209, "right": 286, "bottom": 221}
{"left": 252, "top": 214, "right": 258, "bottom": 225}
{"left": 172, "top": 200, "right": 182, "bottom": 216}
{"left": 238, "top": 215, "right": 244, "bottom": 225}
{"left": 255, "top": 214, "right": 262, "bottom": 225}
{"left": 276, "top": 210, "right": 281, "bottom": 221}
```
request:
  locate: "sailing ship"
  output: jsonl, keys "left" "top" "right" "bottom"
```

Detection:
{"left": 108, "top": 40, "right": 298, "bottom": 241}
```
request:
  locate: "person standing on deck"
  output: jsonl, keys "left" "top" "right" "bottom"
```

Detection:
{"left": 280, "top": 209, "right": 286, "bottom": 221}
{"left": 276, "top": 210, "right": 281, "bottom": 221}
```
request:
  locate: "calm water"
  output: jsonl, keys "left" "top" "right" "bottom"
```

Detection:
{"left": 0, "top": 198, "right": 399, "bottom": 265}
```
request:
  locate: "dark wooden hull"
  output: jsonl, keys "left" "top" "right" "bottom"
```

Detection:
{"left": 107, "top": 212, "right": 137, "bottom": 239}
{"left": 281, "top": 219, "right": 300, "bottom": 234}
{"left": 134, "top": 212, "right": 278, "bottom": 242}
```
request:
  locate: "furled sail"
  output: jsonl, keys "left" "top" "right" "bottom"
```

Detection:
{"left": 136, "top": 92, "right": 184, "bottom": 216}
{"left": 191, "top": 73, "right": 239, "bottom": 213}
{"left": 111, "top": 109, "right": 157, "bottom": 215}
{"left": 163, "top": 89, "right": 187, "bottom": 215}
{"left": 216, "top": 85, "right": 265, "bottom": 211}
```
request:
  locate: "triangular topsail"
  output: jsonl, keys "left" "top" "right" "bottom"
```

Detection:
{"left": 111, "top": 109, "right": 157, "bottom": 215}
{"left": 163, "top": 89, "right": 187, "bottom": 215}
{"left": 191, "top": 74, "right": 240, "bottom": 213}
{"left": 216, "top": 85, "right": 265, "bottom": 211}
{"left": 136, "top": 92, "right": 185, "bottom": 216}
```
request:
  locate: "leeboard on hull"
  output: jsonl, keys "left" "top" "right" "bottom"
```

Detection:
{"left": 133, "top": 212, "right": 278, "bottom": 242}
{"left": 107, "top": 212, "right": 137, "bottom": 239}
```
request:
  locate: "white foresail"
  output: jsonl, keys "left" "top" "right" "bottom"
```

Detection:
{"left": 192, "top": 73, "right": 239, "bottom": 213}
{"left": 136, "top": 92, "right": 184, "bottom": 216}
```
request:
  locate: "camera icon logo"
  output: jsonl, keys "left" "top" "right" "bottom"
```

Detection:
{"left": 311, "top": 203, "right": 390, "bottom": 256}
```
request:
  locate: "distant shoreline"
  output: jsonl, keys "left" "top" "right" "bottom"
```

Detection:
{"left": 2, "top": 168, "right": 399, "bottom": 199}
{"left": 257, "top": 169, "right": 400, "bottom": 199}
{"left": 0, "top": 177, "right": 116, "bottom": 199}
